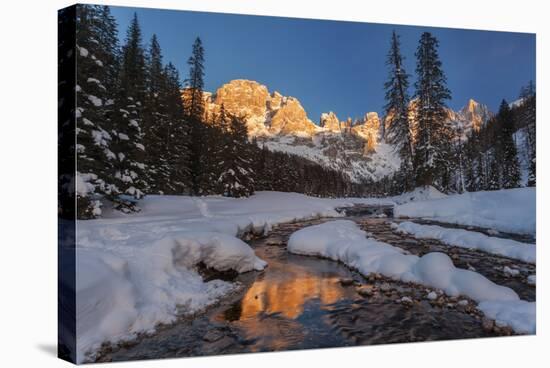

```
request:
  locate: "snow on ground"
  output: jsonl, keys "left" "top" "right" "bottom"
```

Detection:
{"left": 71, "top": 188, "right": 535, "bottom": 361}
{"left": 390, "top": 186, "right": 447, "bottom": 204}
{"left": 394, "top": 187, "right": 535, "bottom": 235}
{"left": 287, "top": 220, "right": 535, "bottom": 334}
{"left": 393, "top": 221, "right": 535, "bottom": 263}
{"left": 73, "top": 191, "right": 363, "bottom": 362}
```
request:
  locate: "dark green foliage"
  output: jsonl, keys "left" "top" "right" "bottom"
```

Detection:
{"left": 163, "top": 63, "right": 191, "bottom": 193}
{"left": 218, "top": 114, "right": 255, "bottom": 197}
{"left": 184, "top": 37, "right": 207, "bottom": 195}
{"left": 384, "top": 30, "right": 414, "bottom": 192}
{"left": 519, "top": 82, "right": 536, "bottom": 186}
{"left": 413, "top": 32, "right": 453, "bottom": 190}
{"left": 143, "top": 36, "right": 191, "bottom": 194}
{"left": 497, "top": 101, "right": 521, "bottom": 189}
{"left": 75, "top": 5, "right": 120, "bottom": 218}
{"left": 111, "top": 12, "right": 149, "bottom": 205}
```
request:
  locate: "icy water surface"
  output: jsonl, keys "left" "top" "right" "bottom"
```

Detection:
{"left": 97, "top": 211, "right": 526, "bottom": 363}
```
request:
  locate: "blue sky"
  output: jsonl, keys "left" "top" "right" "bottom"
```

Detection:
{"left": 110, "top": 5, "right": 535, "bottom": 122}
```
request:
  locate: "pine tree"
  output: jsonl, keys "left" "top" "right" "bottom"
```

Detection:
{"left": 75, "top": 5, "right": 120, "bottom": 218}
{"left": 184, "top": 37, "right": 206, "bottom": 119}
{"left": 464, "top": 130, "right": 480, "bottom": 191}
{"left": 520, "top": 81, "right": 536, "bottom": 186}
{"left": 163, "top": 62, "right": 191, "bottom": 193}
{"left": 199, "top": 105, "right": 230, "bottom": 194}
{"left": 497, "top": 100, "right": 521, "bottom": 188}
{"left": 112, "top": 12, "right": 149, "bottom": 210}
{"left": 218, "top": 115, "right": 255, "bottom": 197}
{"left": 487, "top": 153, "right": 501, "bottom": 190}
{"left": 143, "top": 34, "right": 171, "bottom": 194}
{"left": 184, "top": 37, "right": 207, "bottom": 194}
{"left": 413, "top": 32, "right": 452, "bottom": 189}
{"left": 384, "top": 30, "right": 414, "bottom": 192}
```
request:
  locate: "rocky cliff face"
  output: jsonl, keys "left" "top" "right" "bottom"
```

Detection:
{"left": 458, "top": 99, "right": 492, "bottom": 133}
{"left": 269, "top": 96, "right": 318, "bottom": 136}
{"left": 320, "top": 111, "right": 341, "bottom": 132}
{"left": 204, "top": 79, "right": 318, "bottom": 136}
{"left": 352, "top": 112, "right": 380, "bottom": 153}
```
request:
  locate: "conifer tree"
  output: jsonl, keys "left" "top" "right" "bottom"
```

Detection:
{"left": 163, "top": 62, "right": 191, "bottom": 193}
{"left": 113, "top": 13, "right": 149, "bottom": 209}
{"left": 218, "top": 115, "right": 255, "bottom": 197}
{"left": 75, "top": 5, "right": 120, "bottom": 218}
{"left": 384, "top": 30, "right": 414, "bottom": 192}
{"left": 497, "top": 100, "right": 521, "bottom": 188}
{"left": 413, "top": 32, "right": 452, "bottom": 189}
{"left": 143, "top": 34, "right": 170, "bottom": 193}
{"left": 184, "top": 37, "right": 207, "bottom": 194}
{"left": 520, "top": 82, "right": 536, "bottom": 186}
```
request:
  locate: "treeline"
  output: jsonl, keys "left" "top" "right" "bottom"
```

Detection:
{"left": 379, "top": 30, "right": 535, "bottom": 196}
{"left": 462, "top": 87, "right": 536, "bottom": 192}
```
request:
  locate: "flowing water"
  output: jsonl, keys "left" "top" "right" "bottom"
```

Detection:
{"left": 97, "top": 209, "right": 532, "bottom": 363}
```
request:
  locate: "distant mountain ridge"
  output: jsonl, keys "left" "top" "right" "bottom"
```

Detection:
{"left": 183, "top": 79, "right": 493, "bottom": 182}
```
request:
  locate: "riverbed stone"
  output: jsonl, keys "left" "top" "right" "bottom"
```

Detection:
{"left": 340, "top": 278, "right": 355, "bottom": 286}
{"left": 481, "top": 317, "right": 494, "bottom": 332}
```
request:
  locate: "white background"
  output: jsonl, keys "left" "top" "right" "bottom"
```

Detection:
{"left": 0, "top": 0, "right": 547, "bottom": 367}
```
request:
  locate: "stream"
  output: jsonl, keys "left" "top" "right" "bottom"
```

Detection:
{"left": 96, "top": 208, "right": 534, "bottom": 363}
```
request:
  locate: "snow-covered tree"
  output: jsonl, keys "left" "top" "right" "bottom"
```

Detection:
{"left": 497, "top": 100, "right": 521, "bottom": 189}
{"left": 112, "top": 13, "right": 149, "bottom": 210}
{"left": 519, "top": 81, "right": 536, "bottom": 186}
{"left": 184, "top": 37, "right": 207, "bottom": 194}
{"left": 218, "top": 115, "right": 255, "bottom": 197}
{"left": 413, "top": 32, "right": 452, "bottom": 189}
{"left": 384, "top": 30, "right": 414, "bottom": 192}
{"left": 75, "top": 5, "right": 120, "bottom": 218}
{"left": 163, "top": 62, "right": 191, "bottom": 193}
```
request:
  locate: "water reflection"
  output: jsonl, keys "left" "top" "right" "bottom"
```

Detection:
{"left": 240, "top": 274, "right": 344, "bottom": 319}
{"left": 216, "top": 245, "right": 357, "bottom": 351}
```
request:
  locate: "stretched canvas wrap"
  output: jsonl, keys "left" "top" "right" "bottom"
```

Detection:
{"left": 58, "top": 3, "right": 536, "bottom": 364}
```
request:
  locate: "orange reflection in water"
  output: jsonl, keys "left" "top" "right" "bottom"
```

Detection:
{"left": 217, "top": 247, "right": 356, "bottom": 352}
{"left": 240, "top": 271, "right": 345, "bottom": 320}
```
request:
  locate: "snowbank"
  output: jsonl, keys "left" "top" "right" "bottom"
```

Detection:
{"left": 287, "top": 220, "right": 534, "bottom": 334}
{"left": 76, "top": 233, "right": 265, "bottom": 362}
{"left": 74, "top": 191, "right": 353, "bottom": 362}
{"left": 390, "top": 186, "right": 447, "bottom": 204}
{"left": 478, "top": 300, "right": 535, "bottom": 334}
{"left": 395, "top": 187, "right": 535, "bottom": 235}
{"left": 393, "top": 221, "right": 536, "bottom": 263}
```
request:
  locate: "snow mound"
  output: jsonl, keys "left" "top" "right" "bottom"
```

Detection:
{"left": 391, "top": 186, "right": 447, "bottom": 204}
{"left": 395, "top": 187, "right": 535, "bottom": 235}
{"left": 288, "top": 220, "right": 517, "bottom": 302}
{"left": 393, "top": 221, "right": 535, "bottom": 263}
{"left": 288, "top": 220, "right": 534, "bottom": 334}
